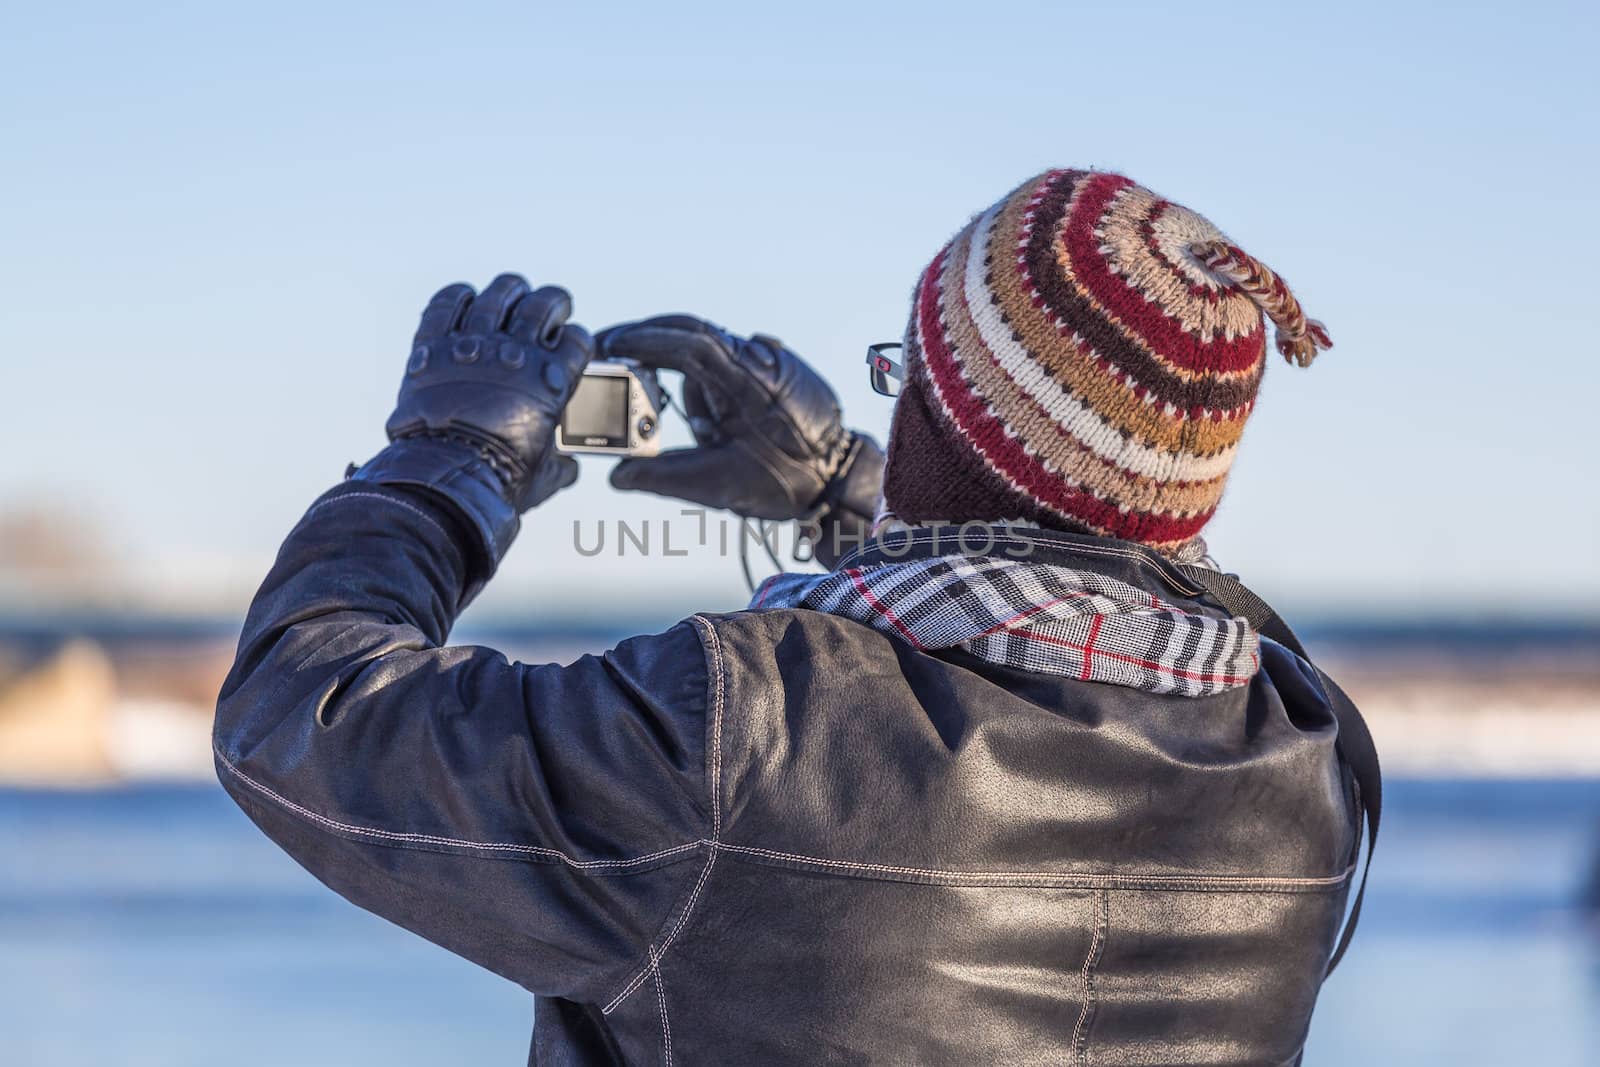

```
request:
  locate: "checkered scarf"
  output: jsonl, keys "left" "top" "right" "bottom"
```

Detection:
{"left": 751, "top": 555, "right": 1260, "bottom": 696}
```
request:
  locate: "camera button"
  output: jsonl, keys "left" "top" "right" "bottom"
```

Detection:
{"left": 636, "top": 415, "right": 656, "bottom": 438}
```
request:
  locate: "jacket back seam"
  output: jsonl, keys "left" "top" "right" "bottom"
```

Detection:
{"left": 1072, "top": 888, "right": 1108, "bottom": 1065}
{"left": 715, "top": 841, "right": 1355, "bottom": 892}
{"left": 649, "top": 946, "right": 672, "bottom": 1067}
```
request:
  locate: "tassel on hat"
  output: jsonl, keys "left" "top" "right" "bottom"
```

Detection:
{"left": 1188, "top": 240, "right": 1332, "bottom": 368}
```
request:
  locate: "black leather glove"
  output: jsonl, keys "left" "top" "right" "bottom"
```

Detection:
{"left": 350, "top": 274, "right": 594, "bottom": 573}
{"left": 596, "top": 316, "right": 881, "bottom": 538}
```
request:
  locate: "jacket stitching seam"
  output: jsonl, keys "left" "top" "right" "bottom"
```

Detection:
{"left": 1072, "top": 888, "right": 1108, "bottom": 1064}
{"left": 603, "top": 848, "right": 718, "bottom": 1015}
{"left": 214, "top": 746, "right": 703, "bottom": 870}
{"left": 307, "top": 490, "right": 453, "bottom": 544}
{"left": 650, "top": 946, "right": 672, "bottom": 1067}
{"left": 692, "top": 614, "right": 725, "bottom": 840}
{"left": 602, "top": 616, "right": 727, "bottom": 1016}
{"left": 716, "top": 842, "right": 1353, "bottom": 890}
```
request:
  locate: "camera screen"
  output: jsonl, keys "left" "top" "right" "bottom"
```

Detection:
{"left": 562, "top": 374, "right": 629, "bottom": 445}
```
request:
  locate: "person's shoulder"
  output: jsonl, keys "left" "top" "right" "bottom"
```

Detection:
{"left": 674, "top": 607, "right": 908, "bottom": 675}
{"left": 598, "top": 611, "right": 874, "bottom": 703}
{"left": 686, "top": 606, "right": 883, "bottom": 638}
{"left": 601, "top": 617, "right": 710, "bottom": 679}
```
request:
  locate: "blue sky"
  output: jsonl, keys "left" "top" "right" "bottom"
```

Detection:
{"left": 2, "top": 0, "right": 1596, "bottom": 621}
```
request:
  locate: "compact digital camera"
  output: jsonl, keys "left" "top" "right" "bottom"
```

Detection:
{"left": 554, "top": 360, "right": 665, "bottom": 457}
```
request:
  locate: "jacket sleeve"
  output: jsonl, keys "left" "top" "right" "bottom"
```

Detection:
{"left": 212, "top": 480, "right": 713, "bottom": 1003}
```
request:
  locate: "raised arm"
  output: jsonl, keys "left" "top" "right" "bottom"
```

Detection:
{"left": 213, "top": 277, "right": 713, "bottom": 1004}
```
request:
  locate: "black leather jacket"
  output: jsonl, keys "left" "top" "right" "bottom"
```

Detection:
{"left": 214, "top": 480, "right": 1360, "bottom": 1066}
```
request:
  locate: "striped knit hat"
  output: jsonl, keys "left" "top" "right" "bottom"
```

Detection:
{"left": 881, "top": 168, "right": 1331, "bottom": 554}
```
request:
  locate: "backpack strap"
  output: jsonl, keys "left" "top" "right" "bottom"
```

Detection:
{"left": 1177, "top": 564, "right": 1381, "bottom": 977}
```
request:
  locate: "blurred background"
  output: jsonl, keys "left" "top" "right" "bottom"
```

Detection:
{"left": 2, "top": 1, "right": 1598, "bottom": 1063}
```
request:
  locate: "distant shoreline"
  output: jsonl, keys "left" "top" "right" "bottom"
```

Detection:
{"left": 1, "top": 615, "right": 1596, "bottom": 786}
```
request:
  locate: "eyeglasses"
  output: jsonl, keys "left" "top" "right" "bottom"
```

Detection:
{"left": 866, "top": 342, "right": 903, "bottom": 397}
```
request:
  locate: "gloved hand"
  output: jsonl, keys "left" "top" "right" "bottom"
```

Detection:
{"left": 596, "top": 315, "right": 879, "bottom": 526}
{"left": 351, "top": 274, "right": 594, "bottom": 572}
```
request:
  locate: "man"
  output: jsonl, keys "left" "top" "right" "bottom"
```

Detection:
{"left": 216, "top": 169, "right": 1376, "bottom": 1065}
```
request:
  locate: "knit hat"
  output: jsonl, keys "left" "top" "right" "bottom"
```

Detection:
{"left": 881, "top": 168, "right": 1330, "bottom": 554}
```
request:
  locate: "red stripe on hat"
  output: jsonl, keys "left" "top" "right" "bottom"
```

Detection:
{"left": 915, "top": 251, "right": 1212, "bottom": 546}
{"left": 1056, "top": 173, "right": 1264, "bottom": 376}
{"left": 947, "top": 222, "right": 1232, "bottom": 494}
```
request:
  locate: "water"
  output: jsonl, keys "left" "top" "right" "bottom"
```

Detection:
{"left": 2, "top": 780, "right": 1597, "bottom": 1065}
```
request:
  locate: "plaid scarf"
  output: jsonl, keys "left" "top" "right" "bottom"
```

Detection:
{"left": 751, "top": 555, "right": 1260, "bottom": 697}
